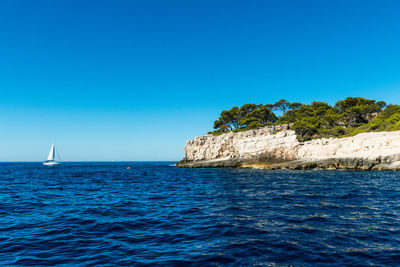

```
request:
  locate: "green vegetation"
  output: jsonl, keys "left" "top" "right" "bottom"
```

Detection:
{"left": 209, "top": 97, "right": 400, "bottom": 141}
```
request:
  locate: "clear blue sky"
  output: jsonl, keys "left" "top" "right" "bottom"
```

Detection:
{"left": 1, "top": 0, "right": 400, "bottom": 161}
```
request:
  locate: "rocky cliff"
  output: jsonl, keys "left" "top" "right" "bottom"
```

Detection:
{"left": 177, "top": 126, "right": 400, "bottom": 170}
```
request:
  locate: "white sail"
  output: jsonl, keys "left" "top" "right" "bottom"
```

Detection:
{"left": 47, "top": 144, "right": 55, "bottom": 161}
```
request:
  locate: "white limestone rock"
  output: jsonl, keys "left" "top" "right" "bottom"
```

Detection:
{"left": 180, "top": 126, "right": 400, "bottom": 170}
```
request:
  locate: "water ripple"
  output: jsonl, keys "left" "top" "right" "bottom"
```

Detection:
{"left": 1, "top": 162, "right": 400, "bottom": 265}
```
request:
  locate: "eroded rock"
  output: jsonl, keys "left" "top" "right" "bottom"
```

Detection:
{"left": 177, "top": 126, "right": 400, "bottom": 170}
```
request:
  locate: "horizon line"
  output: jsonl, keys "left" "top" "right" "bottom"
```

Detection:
{"left": 0, "top": 161, "right": 179, "bottom": 163}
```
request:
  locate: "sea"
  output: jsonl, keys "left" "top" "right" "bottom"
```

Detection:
{"left": 1, "top": 162, "right": 400, "bottom": 266}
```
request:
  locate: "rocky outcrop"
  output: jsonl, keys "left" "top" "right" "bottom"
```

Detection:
{"left": 177, "top": 126, "right": 400, "bottom": 170}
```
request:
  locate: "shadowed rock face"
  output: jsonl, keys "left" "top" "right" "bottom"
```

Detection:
{"left": 177, "top": 126, "right": 400, "bottom": 170}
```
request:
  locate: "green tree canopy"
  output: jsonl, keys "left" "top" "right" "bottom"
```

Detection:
{"left": 211, "top": 104, "right": 277, "bottom": 133}
{"left": 210, "top": 97, "right": 399, "bottom": 141}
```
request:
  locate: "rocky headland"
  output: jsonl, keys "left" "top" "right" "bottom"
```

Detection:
{"left": 177, "top": 126, "right": 400, "bottom": 170}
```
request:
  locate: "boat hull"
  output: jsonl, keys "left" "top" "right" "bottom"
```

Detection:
{"left": 43, "top": 161, "right": 60, "bottom": 166}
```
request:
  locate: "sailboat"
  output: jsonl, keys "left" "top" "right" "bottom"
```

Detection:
{"left": 43, "top": 144, "right": 60, "bottom": 166}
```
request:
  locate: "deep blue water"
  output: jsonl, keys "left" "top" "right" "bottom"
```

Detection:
{"left": 1, "top": 162, "right": 400, "bottom": 266}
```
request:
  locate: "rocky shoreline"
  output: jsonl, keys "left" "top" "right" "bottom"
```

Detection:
{"left": 177, "top": 126, "right": 400, "bottom": 170}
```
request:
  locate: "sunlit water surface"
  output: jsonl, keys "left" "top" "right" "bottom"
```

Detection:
{"left": 1, "top": 162, "right": 400, "bottom": 265}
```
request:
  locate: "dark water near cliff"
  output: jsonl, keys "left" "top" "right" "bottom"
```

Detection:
{"left": 1, "top": 162, "right": 400, "bottom": 266}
